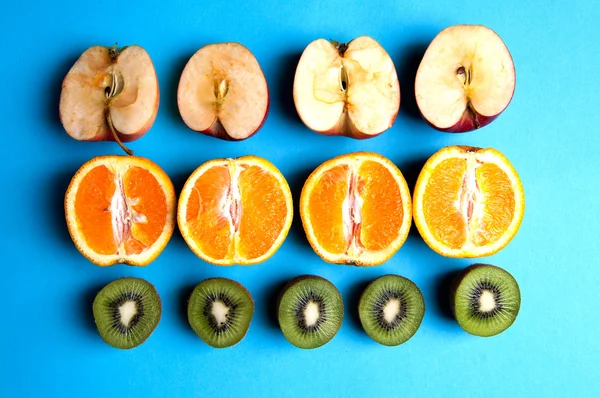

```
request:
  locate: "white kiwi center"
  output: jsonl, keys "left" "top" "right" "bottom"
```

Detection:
{"left": 304, "top": 301, "right": 320, "bottom": 327}
{"left": 478, "top": 290, "right": 496, "bottom": 313}
{"left": 119, "top": 301, "right": 138, "bottom": 327}
{"left": 211, "top": 301, "right": 230, "bottom": 326}
{"left": 383, "top": 298, "right": 401, "bottom": 324}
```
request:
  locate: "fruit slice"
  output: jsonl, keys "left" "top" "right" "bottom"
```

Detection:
{"left": 65, "top": 156, "right": 176, "bottom": 266}
{"left": 413, "top": 146, "right": 524, "bottom": 257}
{"left": 60, "top": 44, "right": 160, "bottom": 154}
{"left": 358, "top": 275, "right": 425, "bottom": 346}
{"left": 278, "top": 275, "right": 343, "bottom": 349}
{"left": 300, "top": 152, "right": 412, "bottom": 266}
{"left": 415, "top": 25, "right": 515, "bottom": 132}
{"left": 178, "top": 42, "right": 269, "bottom": 140}
{"left": 452, "top": 264, "right": 520, "bottom": 337}
{"left": 93, "top": 277, "right": 162, "bottom": 349}
{"left": 187, "top": 278, "right": 254, "bottom": 348}
{"left": 294, "top": 37, "right": 400, "bottom": 138}
{"left": 178, "top": 156, "right": 293, "bottom": 265}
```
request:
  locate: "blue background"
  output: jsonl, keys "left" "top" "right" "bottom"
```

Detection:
{"left": 1, "top": 0, "right": 599, "bottom": 396}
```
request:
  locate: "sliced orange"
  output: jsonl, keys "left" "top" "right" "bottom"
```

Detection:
{"left": 300, "top": 152, "right": 412, "bottom": 266}
{"left": 413, "top": 146, "right": 525, "bottom": 257}
{"left": 65, "top": 156, "right": 176, "bottom": 266}
{"left": 178, "top": 156, "right": 293, "bottom": 265}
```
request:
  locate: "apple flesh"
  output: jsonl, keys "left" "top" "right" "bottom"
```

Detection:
{"left": 293, "top": 37, "right": 400, "bottom": 139}
{"left": 177, "top": 43, "right": 269, "bottom": 141}
{"left": 415, "top": 25, "right": 516, "bottom": 132}
{"left": 59, "top": 45, "right": 159, "bottom": 154}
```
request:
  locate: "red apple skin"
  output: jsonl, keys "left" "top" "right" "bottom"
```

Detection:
{"left": 59, "top": 46, "right": 160, "bottom": 143}
{"left": 195, "top": 92, "right": 270, "bottom": 141}
{"left": 432, "top": 110, "right": 499, "bottom": 133}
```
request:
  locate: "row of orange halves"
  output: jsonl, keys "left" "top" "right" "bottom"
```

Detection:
{"left": 65, "top": 145, "right": 525, "bottom": 267}
{"left": 59, "top": 25, "right": 516, "bottom": 153}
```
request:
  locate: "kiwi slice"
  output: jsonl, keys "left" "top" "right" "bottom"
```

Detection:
{"left": 452, "top": 264, "right": 521, "bottom": 337}
{"left": 187, "top": 278, "right": 254, "bottom": 348}
{"left": 93, "top": 278, "right": 162, "bottom": 349}
{"left": 358, "top": 275, "right": 425, "bottom": 346}
{"left": 278, "top": 275, "right": 343, "bottom": 349}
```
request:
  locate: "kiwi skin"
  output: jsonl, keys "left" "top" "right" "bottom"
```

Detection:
{"left": 358, "top": 274, "right": 425, "bottom": 346}
{"left": 450, "top": 264, "right": 520, "bottom": 337}
{"left": 277, "top": 275, "right": 344, "bottom": 349}
{"left": 93, "top": 277, "right": 162, "bottom": 350}
{"left": 187, "top": 278, "right": 254, "bottom": 348}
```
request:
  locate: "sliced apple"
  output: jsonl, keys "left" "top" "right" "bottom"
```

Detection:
{"left": 59, "top": 44, "right": 159, "bottom": 154}
{"left": 415, "top": 25, "right": 516, "bottom": 132}
{"left": 177, "top": 42, "right": 269, "bottom": 141}
{"left": 293, "top": 37, "right": 400, "bottom": 139}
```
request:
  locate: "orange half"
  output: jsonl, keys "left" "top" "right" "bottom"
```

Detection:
{"left": 300, "top": 152, "right": 412, "bottom": 266}
{"left": 177, "top": 156, "right": 293, "bottom": 265}
{"left": 65, "top": 156, "right": 176, "bottom": 266}
{"left": 413, "top": 146, "right": 525, "bottom": 257}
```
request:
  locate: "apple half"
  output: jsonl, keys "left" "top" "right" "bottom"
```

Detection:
{"left": 177, "top": 42, "right": 269, "bottom": 141}
{"left": 293, "top": 37, "right": 400, "bottom": 139}
{"left": 59, "top": 45, "right": 159, "bottom": 154}
{"left": 415, "top": 25, "right": 516, "bottom": 132}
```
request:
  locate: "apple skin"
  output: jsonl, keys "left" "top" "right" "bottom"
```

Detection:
{"left": 59, "top": 45, "right": 160, "bottom": 144}
{"left": 193, "top": 95, "right": 270, "bottom": 141}
{"left": 431, "top": 110, "right": 500, "bottom": 133}
{"left": 293, "top": 37, "right": 400, "bottom": 139}
{"left": 415, "top": 25, "right": 516, "bottom": 133}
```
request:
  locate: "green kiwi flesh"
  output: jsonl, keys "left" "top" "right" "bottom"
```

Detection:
{"left": 93, "top": 277, "right": 162, "bottom": 349}
{"left": 278, "top": 275, "right": 343, "bottom": 349}
{"left": 452, "top": 264, "right": 521, "bottom": 337}
{"left": 187, "top": 278, "right": 254, "bottom": 348}
{"left": 358, "top": 275, "right": 425, "bottom": 346}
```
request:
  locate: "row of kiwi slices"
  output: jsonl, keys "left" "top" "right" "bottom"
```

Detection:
{"left": 92, "top": 264, "right": 520, "bottom": 349}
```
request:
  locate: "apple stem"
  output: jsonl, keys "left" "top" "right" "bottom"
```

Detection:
{"left": 106, "top": 112, "right": 134, "bottom": 156}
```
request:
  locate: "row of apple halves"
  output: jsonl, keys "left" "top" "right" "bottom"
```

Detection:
{"left": 65, "top": 146, "right": 524, "bottom": 268}
{"left": 59, "top": 24, "right": 516, "bottom": 153}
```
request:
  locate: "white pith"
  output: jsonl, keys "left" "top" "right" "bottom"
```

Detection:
{"left": 293, "top": 37, "right": 400, "bottom": 135}
{"left": 341, "top": 161, "right": 365, "bottom": 257}
{"left": 211, "top": 301, "right": 230, "bottom": 326}
{"left": 301, "top": 154, "right": 412, "bottom": 265}
{"left": 383, "top": 298, "right": 401, "bottom": 324}
{"left": 414, "top": 147, "right": 524, "bottom": 257}
{"left": 118, "top": 301, "right": 138, "bottom": 327}
{"left": 455, "top": 155, "right": 486, "bottom": 248}
{"left": 65, "top": 156, "right": 176, "bottom": 266}
{"left": 304, "top": 301, "right": 320, "bottom": 327}
{"left": 478, "top": 290, "right": 496, "bottom": 313}
{"left": 414, "top": 25, "right": 515, "bottom": 129}
{"left": 109, "top": 169, "right": 149, "bottom": 258}
{"left": 178, "top": 157, "right": 293, "bottom": 265}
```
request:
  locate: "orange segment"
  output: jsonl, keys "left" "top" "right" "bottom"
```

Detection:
{"left": 413, "top": 146, "right": 524, "bottom": 258}
{"left": 185, "top": 165, "right": 233, "bottom": 260}
{"left": 177, "top": 156, "right": 293, "bottom": 266}
{"left": 358, "top": 160, "right": 405, "bottom": 252}
{"left": 73, "top": 165, "right": 116, "bottom": 255}
{"left": 475, "top": 163, "right": 516, "bottom": 246}
{"left": 238, "top": 165, "right": 290, "bottom": 260}
{"left": 306, "top": 165, "right": 349, "bottom": 255}
{"left": 300, "top": 152, "right": 412, "bottom": 266}
{"left": 422, "top": 158, "right": 467, "bottom": 249}
{"left": 65, "top": 156, "right": 176, "bottom": 266}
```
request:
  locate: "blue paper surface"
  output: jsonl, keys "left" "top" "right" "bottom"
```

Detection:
{"left": 1, "top": 0, "right": 599, "bottom": 396}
